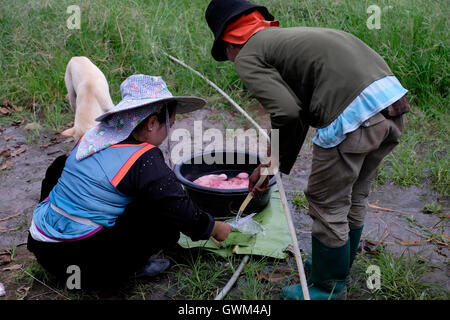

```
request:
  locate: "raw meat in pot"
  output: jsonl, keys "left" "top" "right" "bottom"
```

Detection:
{"left": 193, "top": 172, "right": 249, "bottom": 189}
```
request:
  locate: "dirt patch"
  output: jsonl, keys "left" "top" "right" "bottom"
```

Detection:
{"left": 0, "top": 125, "right": 74, "bottom": 248}
{"left": 0, "top": 105, "right": 448, "bottom": 299}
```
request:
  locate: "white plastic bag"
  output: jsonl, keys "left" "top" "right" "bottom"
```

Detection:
{"left": 226, "top": 212, "right": 265, "bottom": 235}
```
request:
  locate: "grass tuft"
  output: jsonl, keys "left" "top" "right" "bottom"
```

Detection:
{"left": 351, "top": 246, "right": 450, "bottom": 300}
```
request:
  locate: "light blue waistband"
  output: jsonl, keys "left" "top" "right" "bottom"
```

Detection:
{"left": 312, "top": 76, "right": 408, "bottom": 148}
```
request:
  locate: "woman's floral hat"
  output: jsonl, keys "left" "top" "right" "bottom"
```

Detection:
{"left": 75, "top": 74, "right": 205, "bottom": 160}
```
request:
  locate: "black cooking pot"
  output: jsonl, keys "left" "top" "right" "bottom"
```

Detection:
{"left": 174, "top": 150, "right": 275, "bottom": 218}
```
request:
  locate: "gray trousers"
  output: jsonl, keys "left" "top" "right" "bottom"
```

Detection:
{"left": 305, "top": 112, "right": 404, "bottom": 247}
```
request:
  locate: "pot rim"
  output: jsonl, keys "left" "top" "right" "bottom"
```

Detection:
{"left": 173, "top": 149, "right": 276, "bottom": 195}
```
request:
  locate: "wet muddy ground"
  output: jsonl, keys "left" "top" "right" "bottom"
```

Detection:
{"left": 0, "top": 105, "right": 448, "bottom": 299}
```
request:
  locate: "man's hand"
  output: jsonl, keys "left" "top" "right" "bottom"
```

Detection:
{"left": 248, "top": 162, "right": 271, "bottom": 197}
{"left": 211, "top": 221, "right": 232, "bottom": 241}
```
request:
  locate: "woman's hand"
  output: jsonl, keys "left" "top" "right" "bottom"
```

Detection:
{"left": 211, "top": 221, "right": 233, "bottom": 241}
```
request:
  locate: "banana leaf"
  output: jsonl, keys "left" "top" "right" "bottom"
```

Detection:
{"left": 178, "top": 188, "right": 291, "bottom": 259}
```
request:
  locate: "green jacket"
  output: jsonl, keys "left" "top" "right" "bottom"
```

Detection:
{"left": 234, "top": 27, "right": 393, "bottom": 174}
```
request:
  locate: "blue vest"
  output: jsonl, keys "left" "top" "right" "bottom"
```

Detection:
{"left": 33, "top": 142, "right": 155, "bottom": 241}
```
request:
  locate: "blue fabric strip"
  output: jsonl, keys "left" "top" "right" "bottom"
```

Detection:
{"left": 312, "top": 76, "right": 408, "bottom": 148}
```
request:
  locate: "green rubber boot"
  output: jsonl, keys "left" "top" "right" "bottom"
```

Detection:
{"left": 304, "top": 258, "right": 312, "bottom": 276}
{"left": 304, "top": 225, "right": 363, "bottom": 283}
{"left": 349, "top": 225, "right": 363, "bottom": 269}
{"left": 282, "top": 237, "right": 350, "bottom": 300}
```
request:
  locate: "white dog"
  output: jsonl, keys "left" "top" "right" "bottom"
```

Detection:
{"left": 62, "top": 57, "right": 114, "bottom": 140}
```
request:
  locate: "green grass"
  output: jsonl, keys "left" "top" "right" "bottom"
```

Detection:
{"left": 168, "top": 250, "right": 297, "bottom": 300}
{"left": 1, "top": 0, "right": 448, "bottom": 114}
{"left": 232, "top": 256, "right": 297, "bottom": 299}
{"left": 293, "top": 191, "right": 309, "bottom": 210}
{"left": 0, "top": 0, "right": 448, "bottom": 195}
{"left": 0, "top": 0, "right": 448, "bottom": 194}
{"left": 350, "top": 246, "right": 449, "bottom": 300}
{"left": 422, "top": 201, "right": 443, "bottom": 214}
{"left": 171, "top": 250, "right": 232, "bottom": 299}
{"left": 15, "top": 260, "right": 89, "bottom": 300}
{"left": 16, "top": 260, "right": 52, "bottom": 287}
{"left": 376, "top": 111, "right": 449, "bottom": 195}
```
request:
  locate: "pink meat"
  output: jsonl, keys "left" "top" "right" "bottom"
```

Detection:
{"left": 236, "top": 172, "right": 249, "bottom": 179}
{"left": 193, "top": 172, "right": 249, "bottom": 189}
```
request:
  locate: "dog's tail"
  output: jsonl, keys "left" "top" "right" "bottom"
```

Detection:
{"left": 61, "top": 127, "right": 76, "bottom": 137}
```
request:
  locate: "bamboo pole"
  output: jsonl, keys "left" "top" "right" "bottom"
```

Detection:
{"left": 214, "top": 255, "right": 250, "bottom": 300}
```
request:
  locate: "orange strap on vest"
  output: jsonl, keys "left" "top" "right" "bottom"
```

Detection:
{"left": 110, "top": 143, "right": 156, "bottom": 187}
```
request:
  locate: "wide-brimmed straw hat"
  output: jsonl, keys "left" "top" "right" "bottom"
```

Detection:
{"left": 205, "top": 0, "right": 274, "bottom": 61}
{"left": 96, "top": 74, "right": 206, "bottom": 121}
